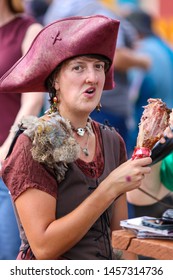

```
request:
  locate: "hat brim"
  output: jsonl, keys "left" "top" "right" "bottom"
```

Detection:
{"left": 0, "top": 15, "right": 119, "bottom": 93}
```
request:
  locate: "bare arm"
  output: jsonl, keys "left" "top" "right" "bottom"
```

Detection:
{"left": 21, "top": 23, "right": 43, "bottom": 54}
{"left": 15, "top": 157, "right": 152, "bottom": 260}
{"left": 114, "top": 47, "right": 151, "bottom": 72}
{"left": 127, "top": 162, "right": 163, "bottom": 206}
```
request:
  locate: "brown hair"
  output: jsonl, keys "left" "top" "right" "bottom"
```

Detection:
{"left": 8, "top": 0, "right": 24, "bottom": 14}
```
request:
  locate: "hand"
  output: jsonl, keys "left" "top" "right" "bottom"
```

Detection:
{"left": 105, "top": 157, "right": 152, "bottom": 197}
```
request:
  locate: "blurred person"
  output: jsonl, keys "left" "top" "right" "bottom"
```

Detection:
{"left": 0, "top": 0, "right": 44, "bottom": 259}
{"left": 0, "top": 15, "right": 152, "bottom": 260}
{"left": 43, "top": 0, "right": 115, "bottom": 24}
{"left": 125, "top": 9, "right": 173, "bottom": 153}
{"left": 43, "top": 0, "right": 151, "bottom": 156}
{"left": 26, "top": 0, "right": 51, "bottom": 24}
{"left": 91, "top": 11, "right": 150, "bottom": 156}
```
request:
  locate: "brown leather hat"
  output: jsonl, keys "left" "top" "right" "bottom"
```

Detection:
{"left": 0, "top": 15, "right": 119, "bottom": 93}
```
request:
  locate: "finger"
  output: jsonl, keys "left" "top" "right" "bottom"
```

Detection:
{"left": 141, "top": 166, "right": 151, "bottom": 175}
{"left": 132, "top": 156, "right": 152, "bottom": 166}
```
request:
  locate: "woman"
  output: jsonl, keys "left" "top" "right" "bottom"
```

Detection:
{"left": 127, "top": 111, "right": 173, "bottom": 219}
{"left": 0, "top": 0, "right": 44, "bottom": 260}
{"left": 0, "top": 15, "right": 152, "bottom": 260}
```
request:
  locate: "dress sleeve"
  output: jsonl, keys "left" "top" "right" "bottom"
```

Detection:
{"left": 1, "top": 134, "right": 58, "bottom": 201}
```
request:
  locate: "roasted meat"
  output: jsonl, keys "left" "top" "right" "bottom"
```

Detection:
{"left": 132, "top": 98, "right": 171, "bottom": 159}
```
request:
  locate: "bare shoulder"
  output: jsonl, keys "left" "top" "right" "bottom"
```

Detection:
{"left": 22, "top": 23, "right": 43, "bottom": 54}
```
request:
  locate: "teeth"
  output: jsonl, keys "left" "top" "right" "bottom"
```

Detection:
{"left": 87, "top": 89, "right": 94, "bottom": 93}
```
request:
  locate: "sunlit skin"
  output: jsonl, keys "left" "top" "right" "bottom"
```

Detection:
{"left": 54, "top": 56, "right": 106, "bottom": 124}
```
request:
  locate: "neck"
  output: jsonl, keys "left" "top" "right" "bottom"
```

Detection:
{"left": 71, "top": 118, "right": 92, "bottom": 137}
{"left": 71, "top": 120, "right": 89, "bottom": 130}
{"left": 59, "top": 108, "right": 90, "bottom": 130}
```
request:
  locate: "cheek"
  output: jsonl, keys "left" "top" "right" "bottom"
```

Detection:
{"left": 55, "top": 76, "right": 67, "bottom": 92}
{"left": 100, "top": 73, "right": 106, "bottom": 87}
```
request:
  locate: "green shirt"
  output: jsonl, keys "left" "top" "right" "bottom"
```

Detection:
{"left": 160, "top": 152, "right": 173, "bottom": 191}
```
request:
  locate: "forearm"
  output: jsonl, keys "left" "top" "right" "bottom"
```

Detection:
{"left": 30, "top": 181, "right": 117, "bottom": 259}
{"left": 127, "top": 163, "right": 162, "bottom": 205}
{"left": 18, "top": 92, "right": 44, "bottom": 120}
{"left": 114, "top": 48, "right": 150, "bottom": 72}
{"left": 16, "top": 157, "right": 152, "bottom": 259}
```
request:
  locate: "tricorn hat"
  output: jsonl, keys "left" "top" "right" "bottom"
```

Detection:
{"left": 0, "top": 15, "right": 119, "bottom": 93}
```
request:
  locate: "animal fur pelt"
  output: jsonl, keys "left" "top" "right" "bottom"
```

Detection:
{"left": 11, "top": 113, "right": 80, "bottom": 182}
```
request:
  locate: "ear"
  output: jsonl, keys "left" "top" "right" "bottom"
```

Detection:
{"left": 54, "top": 80, "right": 60, "bottom": 90}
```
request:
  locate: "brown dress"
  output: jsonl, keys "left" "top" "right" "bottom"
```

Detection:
{"left": 1, "top": 121, "right": 127, "bottom": 260}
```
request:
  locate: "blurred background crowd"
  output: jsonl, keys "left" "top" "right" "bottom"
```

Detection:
{"left": 1, "top": 0, "right": 173, "bottom": 260}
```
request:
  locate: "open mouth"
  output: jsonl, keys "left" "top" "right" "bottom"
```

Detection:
{"left": 85, "top": 87, "right": 95, "bottom": 94}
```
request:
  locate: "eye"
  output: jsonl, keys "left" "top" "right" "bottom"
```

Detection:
{"left": 95, "top": 63, "right": 105, "bottom": 71}
{"left": 72, "top": 64, "right": 84, "bottom": 72}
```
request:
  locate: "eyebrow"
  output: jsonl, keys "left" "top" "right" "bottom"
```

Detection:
{"left": 68, "top": 59, "right": 104, "bottom": 65}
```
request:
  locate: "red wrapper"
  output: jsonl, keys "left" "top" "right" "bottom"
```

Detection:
{"left": 132, "top": 147, "right": 151, "bottom": 160}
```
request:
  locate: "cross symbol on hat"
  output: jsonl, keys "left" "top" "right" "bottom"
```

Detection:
{"left": 51, "top": 31, "right": 62, "bottom": 45}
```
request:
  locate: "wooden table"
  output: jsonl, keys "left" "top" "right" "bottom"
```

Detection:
{"left": 112, "top": 229, "right": 173, "bottom": 260}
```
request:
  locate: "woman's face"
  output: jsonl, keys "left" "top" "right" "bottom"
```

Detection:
{"left": 54, "top": 56, "right": 106, "bottom": 117}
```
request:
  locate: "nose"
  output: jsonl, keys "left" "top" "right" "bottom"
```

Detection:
{"left": 85, "top": 68, "right": 98, "bottom": 84}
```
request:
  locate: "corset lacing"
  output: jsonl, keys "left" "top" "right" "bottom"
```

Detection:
{"left": 21, "top": 244, "right": 35, "bottom": 260}
{"left": 92, "top": 210, "right": 113, "bottom": 260}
